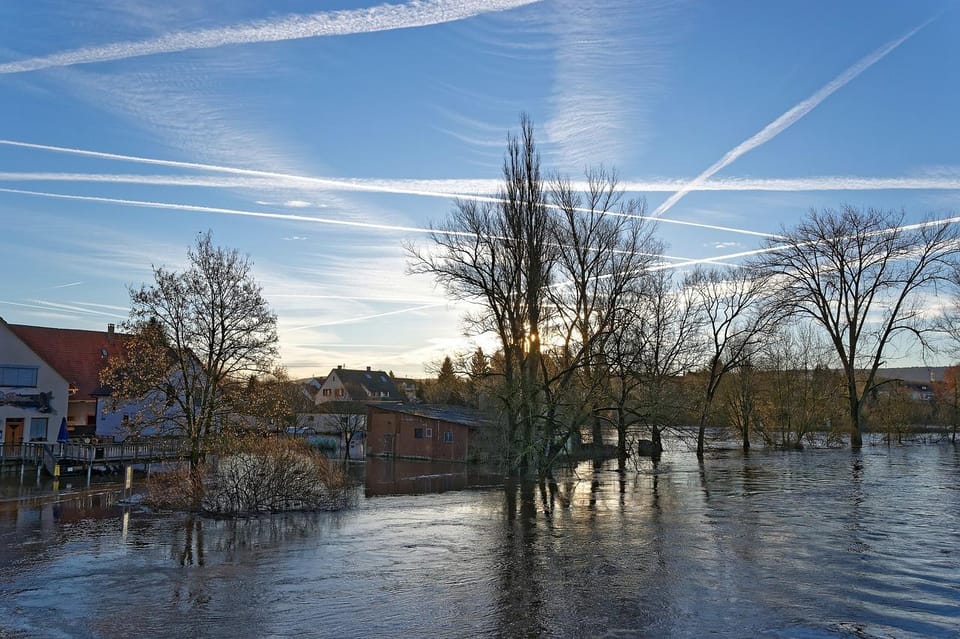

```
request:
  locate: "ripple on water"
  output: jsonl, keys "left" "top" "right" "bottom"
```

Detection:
{"left": 0, "top": 447, "right": 959, "bottom": 638}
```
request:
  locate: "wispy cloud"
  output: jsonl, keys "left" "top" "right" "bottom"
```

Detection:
{"left": 545, "top": 0, "right": 677, "bottom": 169}
{"left": 651, "top": 17, "right": 934, "bottom": 218}
{"left": 50, "top": 281, "right": 83, "bottom": 289}
{"left": 0, "top": 0, "right": 541, "bottom": 75}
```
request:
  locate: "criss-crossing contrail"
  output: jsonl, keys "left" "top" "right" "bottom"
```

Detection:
{"left": 0, "top": 186, "right": 475, "bottom": 237}
{"left": 0, "top": 0, "right": 540, "bottom": 75}
{"left": 0, "top": 140, "right": 781, "bottom": 239}
{"left": 651, "top": 17, "right": 933, "bottom": 219}
{"left": 3, "top": 171, "right": 960, "bottom": 193}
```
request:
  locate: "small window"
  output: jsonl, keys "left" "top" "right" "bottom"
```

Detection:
{"left": 29, "top": 418, "right": 48, "bottom": 441}
{"left": 322, "top": 388, "right": 332, "bottom": 396}
{"left": 414, "top": 428, "right": 424, "bottom": 439}
{"left": 443, "top": 431, "right": 453, "bottom": 444}
{"left": 425, "top": 428, "right": 433, "bottom": 438}
{"left": 335, "top": 388, "right": 344, "bottom": 397}
{"left": 0, "top": 366, "right": 38, "bottom": 388}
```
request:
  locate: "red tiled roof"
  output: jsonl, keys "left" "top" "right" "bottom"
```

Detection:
{"left": 7, "top": 324, "right": 123, "bottom": 399}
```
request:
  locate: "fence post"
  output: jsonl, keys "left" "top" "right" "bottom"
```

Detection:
{"left": 86, "top": 446, "right": 93, "bottom": 488}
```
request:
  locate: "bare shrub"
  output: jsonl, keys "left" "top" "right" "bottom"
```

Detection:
{"left": 144, "top": 437, "right": 354, "bottom": 515}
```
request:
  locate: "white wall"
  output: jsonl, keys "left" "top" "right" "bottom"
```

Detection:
{"left": 0, "top": 323, "right": 69, "bottom": 443}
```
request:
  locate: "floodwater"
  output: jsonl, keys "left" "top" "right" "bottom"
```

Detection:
{"left": 1, "top": 446, "right": 958, "bottom": 638}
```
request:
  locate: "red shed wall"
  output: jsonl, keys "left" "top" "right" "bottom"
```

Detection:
{"left": 367, "top": 407, "right": 470, "bottom": 461}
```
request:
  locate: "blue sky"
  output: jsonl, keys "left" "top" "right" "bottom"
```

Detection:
{"left": 1, "top": 0, "right": 957, "bottom": 378}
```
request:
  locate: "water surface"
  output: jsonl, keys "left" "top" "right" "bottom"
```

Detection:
{"left": 1, "top": 447, "right": 958, "bottom": 638}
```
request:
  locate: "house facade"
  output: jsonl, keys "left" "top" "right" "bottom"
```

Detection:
{"left": 6, "top": 322, "right": 126, "bottom": 440}
{"left": 316, "top": 366, "right": 404, "bottom": 403}
{"left": 1, "top": 319, "right": 69, "bottom": 445}
{"left": 366, "top": 404, "right": 491, "bottom": 462}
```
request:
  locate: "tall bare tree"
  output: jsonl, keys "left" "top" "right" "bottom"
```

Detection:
{"left": 408, "top": 115, "right": 658, "bottom": 476}
{"left": 686, "top": 266, "right": 778, "bottom": 458}
{"left": 548, "top": 167, "right": 660, "bottom": 450}
{"left": 408, "top": 114, "right": 553, "bottom": 475}
{"left": 101, "top": 232, "right": 279, "bottom": 470}
{"left": 752, "top": 206, "right": 958, "bottom": 448}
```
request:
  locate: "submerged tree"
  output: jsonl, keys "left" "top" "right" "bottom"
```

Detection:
{"left": 408, "top": 115, "right": 657, "bottom": 476}
{"left": 409, "top": 114, "right": 553, "bottom": 475}
{"left": 101, "top": 232, "right": 279, "bottom": 470}
{"left": 752, "top": 206, "right": 958, "bottom": 448}
{"left": 686, "top": 266, "right": 778, "bottom": 458}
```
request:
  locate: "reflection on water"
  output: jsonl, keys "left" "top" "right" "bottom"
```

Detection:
{"left": 0, "top": 446, "right": 958, "bottom": 638}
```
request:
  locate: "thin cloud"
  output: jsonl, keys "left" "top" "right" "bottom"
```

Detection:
{"left": 651, "top": 17, "right": 934, "bottom": 218}
{"left": 0, "top": 0, "right": 541, "bottom": 75}
{"left": 50, "top": 281, "right": 83, "bottom": 289}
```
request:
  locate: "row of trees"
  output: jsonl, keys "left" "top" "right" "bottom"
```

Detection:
{"left": 409, "top": 115, "right": 960, "bottom": 477}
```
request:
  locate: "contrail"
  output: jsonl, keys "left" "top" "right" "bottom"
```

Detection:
{"left": 0, "top": 186, "right": 477, "bottom": 237}
{"left": 286, "top": 303, "right": 447, "bottom": 332}
{"left": 3, "top": 171, "right": 960, "bottom": 193}
{"left": 0, "top": 0, "right": 540, "bottom": 75}
{"left": 651, "top": 18, "right": 933, "bottom": 219}
{"left": 0, "top": 141, "right": 782, "bottom": 239}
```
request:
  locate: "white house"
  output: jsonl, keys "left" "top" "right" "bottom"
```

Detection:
{"left": 1, "top": 318, "right": 69, "bottom": 445}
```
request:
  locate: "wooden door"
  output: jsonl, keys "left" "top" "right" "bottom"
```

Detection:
{"left": 4, "top": 418, "right": 24, "bottom": 445}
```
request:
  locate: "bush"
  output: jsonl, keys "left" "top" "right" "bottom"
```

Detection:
{"left": 145, "top": 436, "right": 354, "bottom": 515}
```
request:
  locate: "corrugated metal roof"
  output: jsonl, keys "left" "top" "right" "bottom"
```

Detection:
{"left": 368, "top": 403, "right": 496, "bottom": 429}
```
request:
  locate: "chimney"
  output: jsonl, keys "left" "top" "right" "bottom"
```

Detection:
{"left": 337, "top": 364, "right": 343, "bottom": 370}
{"left": 366, "top": 366, "right": 371, "bottom": 371}
{"left": 107, "top": 323, "right": 115, "bottom": 343}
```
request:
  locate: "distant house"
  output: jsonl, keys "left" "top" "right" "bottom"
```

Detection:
{"left": 1, "top": 318, "right": 69, "bottom": 445}
{"left": 366, "top": 403, "right": 493, "bottom": 462}
{"left": 316, "top": 366, "right": 404, "bottom": 403}
{"left": 392, "top": 377, "right": 422, "bottom": 402}
{"left": 295, "top": 400, "right": 367, "bottom": 458}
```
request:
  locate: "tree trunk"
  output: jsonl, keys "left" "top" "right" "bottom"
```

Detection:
{"left": 849, "top": 394, "right": 863, "bottom": 449}
{"left": 742, "top": 421, "right": 750, "bottom": 452}
{"left": 616, "top": 407, "right": 626, "bottom": 466}
{"left": 697, "top": 413, "right": 707, "bottom": 459}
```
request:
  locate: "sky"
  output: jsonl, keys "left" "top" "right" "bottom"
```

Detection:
{"left": 1, "top": 0, "right": 958, "bottom": 379}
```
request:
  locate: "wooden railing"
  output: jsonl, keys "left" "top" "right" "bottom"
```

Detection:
{"left": 1, "top": 440, "right": 191, "bottom": 467}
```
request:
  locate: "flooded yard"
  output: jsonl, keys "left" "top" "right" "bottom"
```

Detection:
{"left": 1, "top": 446, "right": 958, "bottom": 638}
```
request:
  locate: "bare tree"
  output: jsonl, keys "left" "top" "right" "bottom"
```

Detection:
{"left": 101, "top": 232, "right": 279, "bottom": 470}
{"left": 603, "top": 269, "right": 703, "bottom": 463}
{"left": 408, "top": 114, "right": 553, "bottom": 475}
{"left": 753, "top": 323, "right": 844, "bottom": 449}
{"left": 686, "top": 266, "right": 778, "bottom": 458}
{"left": 548, "top": 167, "right": 660, "bottom": 451}
{"left": 752, "top": 206, "right": 958, "bottom": 448}
{"left": 408, "top": 115, "right": 659, "bottom": 476}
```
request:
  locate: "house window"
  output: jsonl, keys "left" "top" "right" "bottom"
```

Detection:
{"left": 29, "top": 418, "right": 48, "bottom": 441}
{"left": 335, "top": 388, "right": 344, "bottom": 397}
{"left": 414, "top": 428, "right": 424, "bottom": 438}
{"left": 322, "top": 388, "right": 332, "bottom": 396}
{"left": 443, "top": 431, "right": 453, "bottom": 444}
{"left": 425, "top": 428, "right": 433, "bottom": 438}
{"left": 0, "top": 366, "right": 38, "bottom": 388}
